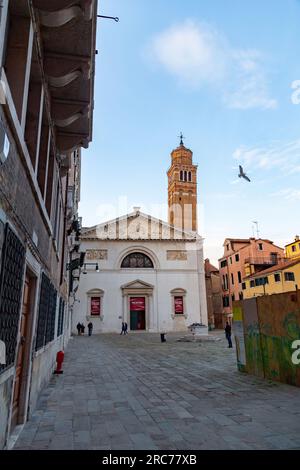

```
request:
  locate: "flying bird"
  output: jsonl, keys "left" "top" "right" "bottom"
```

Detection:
{"left": 238, "top": 165, "right": 251, "bottom": 182}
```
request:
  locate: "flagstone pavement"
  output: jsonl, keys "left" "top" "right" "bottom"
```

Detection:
{"left": 14, "top": 331, "right": 300, "bottom": 450}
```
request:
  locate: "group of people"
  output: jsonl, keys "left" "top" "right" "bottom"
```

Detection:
{"left": 120, "top": 322, "right": 128, "bottom": 335}
{"left": 76, "top": 322, "right": 94, "bottom": 336}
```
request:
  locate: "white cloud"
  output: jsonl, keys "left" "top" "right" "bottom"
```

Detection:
{"left": 147, "top": 20, "right": 277, "bottom": 110}
{"left": 233, "top": 140, "right": 300, "bottom": 174}
{"left": 271, "top": 189, "right": 300, "bottom": 200}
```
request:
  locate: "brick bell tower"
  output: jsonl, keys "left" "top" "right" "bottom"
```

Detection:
{"left": 167, "top": 134, "right": 198, "bottom": 232}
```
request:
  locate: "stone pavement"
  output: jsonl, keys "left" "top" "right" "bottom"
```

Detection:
{"left": 14, "top": 332, "right": 300, "bottom": 450}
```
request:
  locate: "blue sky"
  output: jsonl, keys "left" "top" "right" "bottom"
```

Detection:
{"left": 80, "top": 0, "right": 300, "bottom": 264}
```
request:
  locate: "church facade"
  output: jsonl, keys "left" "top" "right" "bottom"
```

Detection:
{"left": 72, "top": 140, "right": 208, "bottom": 333}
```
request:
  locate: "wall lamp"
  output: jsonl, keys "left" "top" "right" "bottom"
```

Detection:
{"left": 82, "top": 263, "right": 99, "bottom": 274}
{"left": 97, "top": 14, "right": 119, "bottom": 22}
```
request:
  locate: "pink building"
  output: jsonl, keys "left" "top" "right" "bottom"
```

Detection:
{"left": 219, "top": 238, "right": 284, "bottom": 322}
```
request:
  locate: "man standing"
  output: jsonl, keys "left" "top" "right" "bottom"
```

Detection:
{"left": 88, "top": 322, "right": 93, "bottom": 336}
{"left": 225, "top": 321, "right": 233, "bottom": 348}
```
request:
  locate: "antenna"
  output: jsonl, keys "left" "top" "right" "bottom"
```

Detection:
{"left": 252, "top": 221, "right": 260, "bottom": 239}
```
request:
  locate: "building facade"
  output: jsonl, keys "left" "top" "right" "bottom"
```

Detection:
{"left": 0, "top": 0, "right": 97, "bottom": 449}
{"left": 285, "top": 235, "right": 300, "bottom": 259}
{"left": 219, "top": 238, "right": 284, "bottom": 321}
{"left": 73, "top": 141, "right": 208, "bottom": 334}
{"left": 73, "top": 210, "right": 207, "bottom": 334}
{"left": 204, "top": 259, "right": 223, "bottom": 329}
{"left": 242, "top": 258, "right": 300, "bottom": 299}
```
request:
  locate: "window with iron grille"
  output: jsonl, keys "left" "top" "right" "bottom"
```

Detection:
{"left": 45, "top": 284, "right": 57, "bottom": 344}
{"left": 57, "top": 298, "right": 65, "bottom": 337}
{"left": 0, "top": 224, "right": 25, "bottom": 373}
{"left": 35, "top": 274, "right": 57, "bottom": 350}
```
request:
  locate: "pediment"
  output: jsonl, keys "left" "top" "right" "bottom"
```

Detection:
{"left": 121, "top": 279, "right": 154, "bottom": 290}
{"left": 81, "top": 210, "right": 199, "bottom": 241}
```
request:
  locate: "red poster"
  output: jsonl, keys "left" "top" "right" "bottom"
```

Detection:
{"left": 91, "top": 297, "right": 100, "bottom": 315}
{"left": 174, "top": 296, "right": 184, "bottom": 314}
{"left": 130, "top": 297, "right": 145, "bottom": 311}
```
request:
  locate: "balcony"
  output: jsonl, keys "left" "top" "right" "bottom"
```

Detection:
{"left": 244, "top": 256, "right": 281, "bottom": 267}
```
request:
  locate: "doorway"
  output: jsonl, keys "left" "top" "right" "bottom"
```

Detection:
{"left": 11, "top": 272, "right": 33, "bottom": 429}
{"left": 130, "top": 297, "right": 146, "bottom": 331}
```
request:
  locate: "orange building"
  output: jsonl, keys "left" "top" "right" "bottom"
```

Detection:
{"left": 219, "top": 238, "right": 284, "bottom": 322}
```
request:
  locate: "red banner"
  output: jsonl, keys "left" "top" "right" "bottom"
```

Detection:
{"left": 174, "top": 296, "right": 184, "bottom": 314}
{"left": 91, "top": 297, "right": 100, "bottom": 315}
{"left": 130, "top": 297, "right": 145, "bottom": 311}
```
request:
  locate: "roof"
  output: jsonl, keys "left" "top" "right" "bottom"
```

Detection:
{"left": 245, "top": 258, "right": 300, "bottom": 280}
{"left": 285, "top": 238, "right": 300, "bottom": 247}
{"left": 205, "top": 260, "right": 219, "bottom": 274}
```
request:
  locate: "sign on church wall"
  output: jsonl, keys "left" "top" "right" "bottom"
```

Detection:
{"left": 130, "top": 297, "right": 145, "bottom": 311}
{"left": 91, "top": 297, "right": 101, "bottom": 316}
{"left": 167, "top": 250, "right": 188, "bottom": 261}
{"left": 85, "top": 250, "right": 108, "bottom": 260}
{"left": 174, "top": 296, "right": 184, "bottom": 314}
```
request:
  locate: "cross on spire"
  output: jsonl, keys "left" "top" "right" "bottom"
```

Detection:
{"left": 178, "top": 132, "right": 185, "bottom": 146}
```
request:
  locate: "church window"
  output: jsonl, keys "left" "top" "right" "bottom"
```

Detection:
{"left": 121, "top": 252, "right": 154, "bottom": 268}
{"left": 188, "top": 171, "right": 192, "bottom": 182}
{"left": 184, "top": 171, "right": 187, "bottom": 181}
{"left": 180, "top": 170, "right": 183, "bottom": 181}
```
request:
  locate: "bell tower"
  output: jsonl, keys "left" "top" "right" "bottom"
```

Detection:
{"left": 167, "top": 134, "right": 198, "bottom": 232}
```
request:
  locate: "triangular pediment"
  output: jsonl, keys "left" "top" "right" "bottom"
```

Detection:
{"left": 81, "top": 210, "right": 199, "bottom": 241}
{"left": 121, "top": 279, "right": 154, "bottom": 290}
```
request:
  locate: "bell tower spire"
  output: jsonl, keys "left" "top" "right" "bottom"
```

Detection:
{"left": 167, "top": 136, "right": 198, "bottom": 232}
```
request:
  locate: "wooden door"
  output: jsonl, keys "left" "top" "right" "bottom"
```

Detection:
{"left": 11, "top": 274, "right": 31, "bottom": 428}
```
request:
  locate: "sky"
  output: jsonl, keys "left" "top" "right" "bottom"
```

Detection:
{"left": 80, "top": 0, "right": 300, "bottom": 265}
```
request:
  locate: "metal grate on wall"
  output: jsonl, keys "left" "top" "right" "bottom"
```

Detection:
{"left": 57, "top": 298, "right": 65, "bottom": 337}
{"left": 35, "top": 273, "right": 57, "bottom": 351}
{"left": 0, "top": 224, "right": 26, "bottom": 373}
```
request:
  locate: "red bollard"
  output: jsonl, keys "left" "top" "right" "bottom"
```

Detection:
{"left": 54, "top": 350, "right": 64, "bottom": 374}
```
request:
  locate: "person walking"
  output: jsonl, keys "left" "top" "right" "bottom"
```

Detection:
{"left": 225, "top": 321, "right": 233, "bottom": 348}
{"left": 88, "top": 322, "right": 93, "bottom": 337}
{"left": 81, "top": 323, "right": 85, "bottom": 335}
{"left": 76, "top": 322, "right": 81, "bottom": 335}
{"left": 124, "top": 322, "right": 128, "bottom": 335}
{"left": 120, "top": 322, "right": 125, "bottom": 335}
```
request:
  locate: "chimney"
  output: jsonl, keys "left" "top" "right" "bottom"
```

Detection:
{"left": 295, "top": 235, "right": 299, "bottom": 241}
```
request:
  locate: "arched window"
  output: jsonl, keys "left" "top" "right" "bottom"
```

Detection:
{"left": 121, "top": 252, "right": 154, "bottom": 268}
{"left": 188, "top": 171, "right": 192, "bottom": 182}
{"left": 184, "top": 171, "right": 187, "bottom": 181}
{"left": 180, "top": 170, "right": 183, "bottom": 181}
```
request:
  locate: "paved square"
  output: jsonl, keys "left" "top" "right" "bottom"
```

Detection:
{"left": 14, "top": 332, "right": 300, "bottom": 450}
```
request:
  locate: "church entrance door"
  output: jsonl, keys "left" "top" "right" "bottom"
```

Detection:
{"left": 130, "top": 297, "right": 146, "bottom": 330}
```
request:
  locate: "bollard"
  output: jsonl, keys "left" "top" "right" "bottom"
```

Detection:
{"left": 54, "top": 350, "right": 64, "bottom": 374}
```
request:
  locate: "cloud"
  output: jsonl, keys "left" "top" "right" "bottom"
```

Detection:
{"left": 233, "top": 140, "right": 300, "bottom": 174}
{"left": 147, "top": 20, "right": 277, "bottom": 110}
{"left": 271, "top": 189, "right": 300, "bottom": 200}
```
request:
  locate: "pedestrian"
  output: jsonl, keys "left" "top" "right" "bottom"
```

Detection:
{"left": 81, "top": 323, "right": 85, "bottom": 335}
{"left": 120, "top": 322, "right": 125, "bottom": 335}
{"left": 88, "top": 322, "right": 93, "bottom": 336}
{"left": 124, "top": 322, "right": 128, "bottom": 335}
{"left": 76, "top": 322, "right": 81, "bottom": 335}
{"left": 225, "top": 321, "right": 233, "bottom": 348}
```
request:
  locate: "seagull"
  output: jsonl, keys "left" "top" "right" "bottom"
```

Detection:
{"left": 238, "top": 165, "right": 251, "bottom": 182}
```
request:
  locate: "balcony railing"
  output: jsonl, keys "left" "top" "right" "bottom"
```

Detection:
{"left": 244, "top": 256, "right": 282, "bottom": 266}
